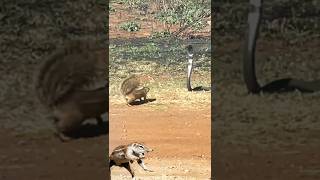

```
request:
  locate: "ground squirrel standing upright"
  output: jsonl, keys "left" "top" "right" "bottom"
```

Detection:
{"left": 34, "top": 40, "right": 108, "bottom": 141}
{"left": 109, "top": 142, "right": 154, "bottom": 179}
{"left": 120, "top": 75, "right": 149, "bottom": 105}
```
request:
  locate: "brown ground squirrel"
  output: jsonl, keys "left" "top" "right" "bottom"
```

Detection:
{"left": 120, "top": 75, "right": 149, "bottom": 105}
{"left": 109, "top": 142, "right": 154, "bottom": 179}
{"left": 34, "top": 40, "right": 108, "bottom": 141}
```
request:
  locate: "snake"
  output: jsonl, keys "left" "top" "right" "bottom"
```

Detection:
{"left": 243, "top": 0, "right": 320, "bottom": 93}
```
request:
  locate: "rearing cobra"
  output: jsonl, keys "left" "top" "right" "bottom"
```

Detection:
{"left": 186, "top": 44, "right": 211, "bottom": 91}
{"left": 244, "top": 0, "right": 320, "bottom": 93}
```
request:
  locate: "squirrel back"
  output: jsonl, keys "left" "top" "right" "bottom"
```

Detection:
{"left": 34, "top": 40, "right": 107, "bottom": 108}
{"left": 120, "top": 75, "right": 142, "bottom": 96}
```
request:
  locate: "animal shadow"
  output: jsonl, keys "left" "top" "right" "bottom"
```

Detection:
{"left": 191, "top": 86, "right": 211, "bottom": 91}
{"left": 260, "top": 78, "right": 320, "bottom": 93}
{"left": 67, "top": 120, "right": 109, "bottom": 139}
{"left": 129, "top": 98, "right": 157, "bottom": 106}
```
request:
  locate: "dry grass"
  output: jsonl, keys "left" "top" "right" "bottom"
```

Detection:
{"left": 109, "top": 59, "right": 211, "bottom": 109}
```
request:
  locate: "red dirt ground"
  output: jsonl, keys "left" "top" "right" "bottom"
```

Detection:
{"left": 0, "top": 103, "right": 211, "bottom": 180}
{"left": 0, "top": 129, "right": 107, "bottom": 180}
{"left": 215, "top": 144, "right": 320, "bottom": 180}
{"left": 109, "top": 104, "right": 211, "bottom": 179}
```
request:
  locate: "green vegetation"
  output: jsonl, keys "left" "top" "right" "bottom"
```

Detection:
{"left": 111, "top": 0, "right": 145, "bottom": 8}
{"left": 214, "top": 0, "right": 320, "bottom": 40}
{"left": 109, "top": 5, "right": 116, "bottom": 12}
{"left": 150, "top": 30, "right": 172, "bottom": 39}
{"left": 119, "top": 21, "right": 140, "bottom": 32}
{"left": 112, "top": 0, "right": 210, "bottom": 36}
{"left": 154, "top": 0, "right": 210, "bottom": 33}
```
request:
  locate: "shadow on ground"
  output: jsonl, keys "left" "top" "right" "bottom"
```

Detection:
{"left": 129, "top": 98, "right": 157, "bottom": 106}
{"left": 66, "top": 121, "right": 109, "bottom": 139}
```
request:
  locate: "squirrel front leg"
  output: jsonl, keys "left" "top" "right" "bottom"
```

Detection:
{"left": 137, "top": 159, "right": 154, "bottom": 172}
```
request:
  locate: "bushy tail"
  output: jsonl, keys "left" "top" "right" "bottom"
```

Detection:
{"left": 120, "top": 75, "right": 141, "bottom": 96}
{"left": 34, "top": 40, "right": 107, "bottom": 108}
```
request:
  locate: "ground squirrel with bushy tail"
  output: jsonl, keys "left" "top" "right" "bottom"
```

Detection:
{"left": 120, "top": 75, "right": 149, "bottom": 105}
{"left": 34, "top": 40, "right": 108, "bottom": 141}
{"left": 109, "top": 142, "right": 154, "bottom": 179}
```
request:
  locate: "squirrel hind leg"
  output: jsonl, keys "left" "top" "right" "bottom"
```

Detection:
{"left": 54, "top": 131, "right": 73, "bottom": 142}
{"left": 126, "top": 101, "right": 133, "bottom": 106}
{"left": 52, "top": 117, "right": 72, "bottom": 142}
{"left": 125, "top": 96, "right": 135, "bottom": 106}
{"left": 122, "top": 162, "right": 135, "bottom": 179}
{"left": 53, "top": 112, "right": 83, "bottom": 141}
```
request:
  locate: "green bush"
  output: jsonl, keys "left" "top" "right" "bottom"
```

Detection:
{"left": 150, "top": 30, "right": 172, "bottom": 39}
{"left": 155, "top": 0, "right": 210, "bottom": 33}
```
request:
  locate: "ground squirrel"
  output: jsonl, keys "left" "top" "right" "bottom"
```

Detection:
{"left": 109, "top": 142, "right": 154, "bottom": 179}
{"left": 34, "top": 40, "right": 108, "bottom": 141}
{"left": 120, "top": 75, "right": 149, "bottom": 105}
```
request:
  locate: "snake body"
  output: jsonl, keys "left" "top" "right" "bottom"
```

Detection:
{"left": 244, "top": 0, "right": 320, "bottom": 93}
